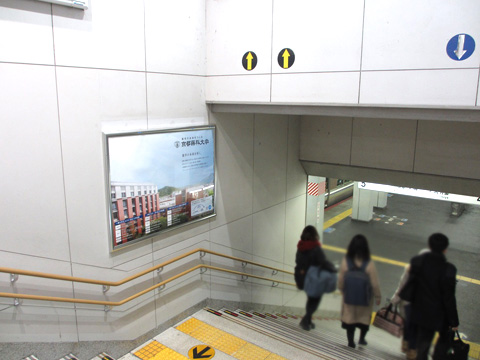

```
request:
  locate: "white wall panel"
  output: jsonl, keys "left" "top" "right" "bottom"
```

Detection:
{"left": 415, "top": 121, "right": 480, "bottom": 180}
{"left": 0, "top": 63, "right": 70, "bottom": 260}
{"left": 206, "top": 75, "right": 271, "bottom": 102}
{"left": 251, "top": 256, "right": 285, "bottom": 306}
{"left": 351, "top": 118, "right": 417, "bottom": 172}
{"left": 145, "top": 0, "right": 205, "bottom": 75}
{"left": 147, "top": 73, "right": 207, "bottom": 129}
{"left": 360, "top": 69, "right": 479, "bottom": 106}
{"left": 55, "top": 67, "right": 149, "bottom": 266}
{"left": 253, "top": 114, "right": 288, "bottom": 212}
{"left": 209, "top": 243, "right": 253, "bottom": 303}
{"left": 271, "top": 72, "right": 360, "bottom": 104}
{"left": 0, "top": 253, "right": 74, "bottom": 308}
{"left": 76, "top": 298, "right": 156, "bottom": 341}
{"left": 209, "top": 113, "right": 254, "bottom": 229}
{"left": 206, "top": 0, "right": 273, "bottom": 76}
{"left": 286, "top": 116, "right": 307, "bottom": 201}
{"left": 52, "top": 0, "right": 145, "bottom": 71}
{"left": 252, "top": 203, "right": 286, "bottom": 263}
{"left": 300, "top": 116, "right": 353, "bottom": 165}
{"left": 155, "top": 273, "right": 209, "bottom": 325}
{"left": 272, "top": 0, "right": 364, "bottom": 73}
{"left": 210, "top": 216, "right": 253, "bottom": 255}
{"left": 0, "top": 0, "right": 54, "bottom": 65}
{"left": 363, "top": 0, "right": 480, "bottom": 70}
{"left": 0, "top": 306, "right": 77, "bottom": 342}
{"left": 284, "top": 195, "right": 307, "bottom": 268}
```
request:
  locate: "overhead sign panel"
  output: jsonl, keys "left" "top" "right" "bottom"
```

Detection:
{"left": 277, "top": 48, "right": 295, "bottom": 69}
{"left": 446, "top": 34, "right": 475, "bottom": 61}
{"left": 242, "top": 51, "right": 258, "bottom": 71}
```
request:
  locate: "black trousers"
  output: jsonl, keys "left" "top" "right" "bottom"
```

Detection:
{"left": 416, "top": 325, "right": 451, "bottom": 360}
{"left": 301, "top": 296, "right": 321, "bottom": 325}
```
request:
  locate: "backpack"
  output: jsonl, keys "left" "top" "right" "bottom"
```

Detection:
{"left": 304, "top": 266, "right": 337, "bottom": 298}
{"left": 343, "top": 258, "right": 372, "bottom": 306}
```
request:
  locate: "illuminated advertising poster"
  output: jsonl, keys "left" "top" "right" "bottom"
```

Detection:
{"left": 105, "top": 126, "right": 215, "bottom": 250}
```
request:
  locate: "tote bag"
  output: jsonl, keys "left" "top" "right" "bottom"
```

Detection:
{"left": 372, "top": 304, "right": 404, "bottom": 338}
{"left": 304, "top": 266, "right": 337, "bottom": 298}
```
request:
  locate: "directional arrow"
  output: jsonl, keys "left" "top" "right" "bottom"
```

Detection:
{"left": 282, "top": 49, "right": 290, "bottom": 68}
{"left": 455, "top": 34, "right": 467, "bottom": 59}
{"left": 246, "top": 52, "right": 253, "bottom": 70}
{"left": 192, "top": 346, "right": 212, "bottom": 359}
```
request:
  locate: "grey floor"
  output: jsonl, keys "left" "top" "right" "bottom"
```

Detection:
{"left": 323, "top": 194, "right": 480, "bottom": 343}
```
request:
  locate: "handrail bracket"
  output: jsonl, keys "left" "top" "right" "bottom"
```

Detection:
{"left": 200, "top": 267, "right": 207, "bottom": 274}
{"left": 241, "top": 275, "right": 248, "bottom": 281}
{"left": 241, "top": 261, "right": 247, "bottom": 268}
{"left": 102, "top": 285, "right": 110, "bottom": 293}
{"left": 272, "top": 281, "right": 279, "bottom": 287}
{"left": 272, "top": 270, "right": 278, "bottom": 276}
{"left": 199, "top": 251, "right": 206, "bottom": 258}
{"left": 10, "top": 274, "right": 18, "bottom": 283}
{"left": 104, "top": 305, "right": 112, "bottom": 312}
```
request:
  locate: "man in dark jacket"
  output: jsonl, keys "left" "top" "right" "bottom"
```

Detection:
{"left": 295, "top": 225, "right": 336, "bottom": 331}
{"left": 410, "top": 233, "right": 459, "bottom": 360}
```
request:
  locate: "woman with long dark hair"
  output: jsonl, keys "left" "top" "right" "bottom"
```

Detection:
{"left": 294, "top": 225, "right": 336, "bottom": 330}
{"left": 338, "top": 234, "right": 381, "bottom": 348}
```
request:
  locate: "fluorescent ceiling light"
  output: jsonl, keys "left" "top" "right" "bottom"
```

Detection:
{"left": 360, "top": 182, "right": 480, "bottom": 206}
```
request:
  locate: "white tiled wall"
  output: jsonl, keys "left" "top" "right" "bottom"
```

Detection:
{"left": 206, "top": 0, "right": 480, "bottom": 107}
{"left": 272, "top": 0, "right": 364, "bottom": 73}
{"left": 362, "top": 0, "right": 480, "bottom": 71}
{"left": 0, "top": 0, "right": 54, "bottom": 65}
{"left": 52, "top": 0, "right": 146, "bottom": 71}
{"left": 0, "top": 0, "right": 308, "bottom": 342}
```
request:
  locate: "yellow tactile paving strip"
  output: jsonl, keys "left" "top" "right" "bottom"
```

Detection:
{"left": 134, "top": 340, "right": 189, "bottom": 360}
{"left": 176, "top": 317, "right": 288, "bottom": 360}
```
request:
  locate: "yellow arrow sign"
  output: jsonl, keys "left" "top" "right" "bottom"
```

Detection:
{"left": 282, "top": 49, "right": 290, "bottom": 69}
{"left": 246, "top": 52, "right": 254, "bottom": 70}
{"left": 188, "top": 345, "right": 215, "bottom": 359}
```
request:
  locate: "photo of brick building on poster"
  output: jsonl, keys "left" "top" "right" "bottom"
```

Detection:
{"left": 105, "top": 126, "right": 215, "bottom": 250}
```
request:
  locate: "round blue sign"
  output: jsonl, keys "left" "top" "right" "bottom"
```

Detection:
{"left": 446, "top": 34, "right": 475, "bottom": 61}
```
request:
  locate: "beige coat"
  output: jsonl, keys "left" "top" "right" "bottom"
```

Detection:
{"left": 338, "top": 256, "right": 381, "bottom": 325}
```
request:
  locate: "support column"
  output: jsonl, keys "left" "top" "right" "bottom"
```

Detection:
{"left": 374, "top": 191, "right": 388, "bottom": 209}
{"left": 351, "top": 181, "right": 376, "bottom": 222}
{"left": 306, "top": 176, "right": 326, "bottom": 243}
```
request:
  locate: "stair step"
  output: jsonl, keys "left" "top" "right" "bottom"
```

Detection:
{"left": 213, "top": 308, "right": 404, "bottom": 360}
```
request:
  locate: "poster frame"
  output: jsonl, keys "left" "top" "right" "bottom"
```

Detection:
{"left": 103, "top": 125, "right": 216, "bottom": 252}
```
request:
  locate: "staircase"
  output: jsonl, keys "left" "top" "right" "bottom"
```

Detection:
{"left": 118, "top": 307, "right": 406, "bottom": 360}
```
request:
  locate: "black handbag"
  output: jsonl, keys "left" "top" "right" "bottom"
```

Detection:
{"left": 447, "top": 330, "right": 470, "bottom": 360}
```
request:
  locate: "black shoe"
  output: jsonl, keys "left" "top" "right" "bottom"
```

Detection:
{"left": 359, "top": 338, "right": 368, "bottom": 346}
{"left": 348, "top": 342, "right": 356, "bottom": 349}
{"left": 310, "top": 322, "right": 316, "bottom": 330}
{"left": 299, "top": 321, "right": 310, "bottom": 331}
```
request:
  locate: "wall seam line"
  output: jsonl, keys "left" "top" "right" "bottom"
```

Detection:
{"left": 475, "top": 68, "right": 480, "bottom": 107}
{"left": 50, "top": 3, "right": 80, "bottom": 342}
{"left": 412, "top": 120, "right": 420, "bottom": 173}
{"left": 357, "top": 0, "right": 366, "bottom": 104}
{"left": 269, "top": 0, "right": 275, "bottom": 102}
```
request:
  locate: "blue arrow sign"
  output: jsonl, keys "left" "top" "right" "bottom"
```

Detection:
{"left": 446, "top": 34, "right": 475, "bottom": 61}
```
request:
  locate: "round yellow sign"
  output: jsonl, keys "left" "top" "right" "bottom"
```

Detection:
{"left": 188, "top": 345, "right": 215, "bottom": 359}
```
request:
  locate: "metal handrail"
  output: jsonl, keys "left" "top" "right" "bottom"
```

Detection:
{"left": 0, "top": 248, "right": 292, "bottom": 287}
{"left": 0, "top": 265, "right": 295, "bottom": 307}
{"left": 0, "top": 248, "right": 295, "bottom": 307}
